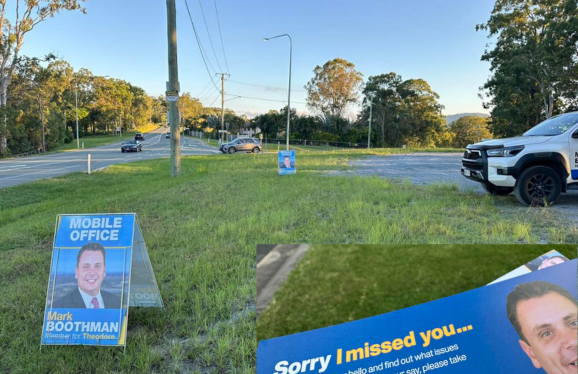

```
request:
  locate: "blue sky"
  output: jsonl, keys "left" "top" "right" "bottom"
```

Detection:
{"left": 18, "top": 0, "right": 496, "bottom": 118}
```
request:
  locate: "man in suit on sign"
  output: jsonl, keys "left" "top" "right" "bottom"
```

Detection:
{"left": 53, "top": 242, "right": 121, "bottom": 309}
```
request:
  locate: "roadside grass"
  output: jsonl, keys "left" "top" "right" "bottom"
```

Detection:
{"left": 257, "top": 244, "right": 577, "bottom": 341}
{"left": 56, "top": 133, "right": 131, "bottom": 152}
{"left": 259, "top": 143, "right": 463, "bottom": 154}
{"left": 1, "top": 151, "right": 577, "bottom": 372}
{"left": 186, "top": 134, "right": 463, "bottom": 154}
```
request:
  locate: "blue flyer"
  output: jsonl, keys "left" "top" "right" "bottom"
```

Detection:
{"left": 258, "top": 259, "right": 577, "bottom": 374}
{"left": 279, "top": 150, "right": 296, "bottom": 175}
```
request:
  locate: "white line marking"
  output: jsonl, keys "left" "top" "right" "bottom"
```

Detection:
{"left": 0, "top": 165, "right": 82, "bottom": 181}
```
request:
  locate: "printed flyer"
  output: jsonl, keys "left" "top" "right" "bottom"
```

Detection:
{"left": 489, "top": 250, "right": 569, "bottom": 284}
{"left": 257, "top": 259, "right": 577, "bottom": 374}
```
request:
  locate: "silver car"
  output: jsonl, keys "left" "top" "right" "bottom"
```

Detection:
{"left": 220, "top": 138, "right": 262, "bottom": 154}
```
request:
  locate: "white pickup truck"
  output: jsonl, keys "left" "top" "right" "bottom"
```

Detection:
{"left": 461, "top": 111, "right": 578, "bottom": 206}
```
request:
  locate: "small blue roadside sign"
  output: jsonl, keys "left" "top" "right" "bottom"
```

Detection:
{"left": 279, "top": 150, "right": 296, "bottom": 175}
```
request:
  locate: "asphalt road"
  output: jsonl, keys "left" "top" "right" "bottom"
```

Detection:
{"left": 0, "top": 127, "right": 220, "bottom": 188}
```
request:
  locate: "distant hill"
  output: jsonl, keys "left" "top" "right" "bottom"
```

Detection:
{"left": 445, "top": 113, "right": 490, "bottom": 125}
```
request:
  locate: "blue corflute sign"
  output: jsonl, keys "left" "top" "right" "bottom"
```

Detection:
{"left": 42, "top": 214, "right": 136, "bottom": 346}
{"left": 279, "top": 150, "right": 296, "bottom": 175}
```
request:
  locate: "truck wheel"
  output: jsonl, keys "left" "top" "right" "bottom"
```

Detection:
{"left": 514, "top": 166, "right": 561, "bottom": 206}
{"left": 482, "top": 183, "right": 513, "bottom": 196}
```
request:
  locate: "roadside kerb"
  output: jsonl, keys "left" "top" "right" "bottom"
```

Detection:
{"left": 257, "top": 244, "right": 310, "bottom": 317}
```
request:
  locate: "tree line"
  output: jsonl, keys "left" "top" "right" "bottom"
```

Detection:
{"left": 0, "top": 55, "right": 255, "bottom": 156}
{"left": 2, "top": 0, "right": 575, "bottom": 156}
{"left": 249, "top": 60, "right": 488, "bottom": 148}
{"left": 254, "top": 0, "right": 577, "bottom": 146}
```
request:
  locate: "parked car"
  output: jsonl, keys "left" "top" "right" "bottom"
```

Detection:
{"left": 135, "top": 132, "right": 144, "bottom": 140}
{"left": 121, "top": 140, "right": 142, "bottom": 153}
{"left": 219, "top": 137, "right": 262, "bottom": 154}
{"left": 165, "top": 132, "right": 170, "bottom": 139}
{"left": 461, "top": 111, "right": 578, "bottom": 206}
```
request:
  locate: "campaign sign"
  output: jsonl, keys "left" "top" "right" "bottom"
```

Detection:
{"left": 42, "top": 214, "right": 162, "bottom": 346}
{"left": 257, "top": 259, "right": 577, "bottom": 374}
{"left": 279, "top": 150, "right": 296, "bottom": 175}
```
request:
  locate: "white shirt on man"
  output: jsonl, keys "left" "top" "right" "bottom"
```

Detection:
{"left": 78, "top": 287, "right": 105, "bottom": 309}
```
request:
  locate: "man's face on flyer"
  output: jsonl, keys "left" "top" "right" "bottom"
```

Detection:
{"left": 517, "top": 292, "right": 578, "bottom": 374}
{"left": 284, "top": 157, "right": 291, "bottom": 168}
{"left": 538, "top": 257, "right": 566, "bottom": 270}
{"left": 75, "top": 250, "right": 106, "bottom": 297}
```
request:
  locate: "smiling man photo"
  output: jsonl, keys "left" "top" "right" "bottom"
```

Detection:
{"left": 52, "top": 242, "right": 121, "bottom": 309}
{"left": 506, "top": 281, "right": 577, "bottom": 374}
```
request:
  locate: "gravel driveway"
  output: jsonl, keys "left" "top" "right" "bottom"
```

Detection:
{"left": 330, "top": 152, "right": 578, "bottom": 224}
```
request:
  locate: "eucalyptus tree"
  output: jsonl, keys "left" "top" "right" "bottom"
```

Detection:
{"left": 305, "top": 58, "right": 363, "bottom": 135}
{"left": 0, "top": 0, "right": 86, "bottom": 154}
{"left": 477, "top": 0, "right": 578, "bottom": 135}
{"left": 450, "top": 116, "right": 493, "bottom": 148}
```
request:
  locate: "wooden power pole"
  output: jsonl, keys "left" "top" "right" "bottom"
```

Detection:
{"left": 167, "top": 0, "right": 181, "bottom": 176}
{"left": 216, "top": 73, "right": 229, "bottom": 143}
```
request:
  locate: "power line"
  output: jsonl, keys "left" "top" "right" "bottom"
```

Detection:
{"left": 197, "top": 0, "right": 223, "bottom": 73}
{"left": 228, "top": 79, "right": 306, "bottom": 93}
{"left": 213, "top": 0, "right": 230, "bottom": 74}
{"left": 200, "top": 85, "right": 219, "bottom": 100}
{"left": 208, "top": 94, "right": 221, "bottom": 107}
{"left": 195, "top": 80, "right": 213, "bottom": 97}
{"left": 225, "top": 93, "right": 306, "bottom": 104}
{"left": 183, "top": 0, "right": 221, "bottom": 93}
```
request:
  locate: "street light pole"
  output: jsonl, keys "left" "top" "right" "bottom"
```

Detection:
{"left": 75, "top": 82, "right": 79, "bottom": 149}
{"left": 264, "top": 34, "right": 292, "bottom": 151}
{"left": 368, "top": 98, "right": 372, "bottom": 149}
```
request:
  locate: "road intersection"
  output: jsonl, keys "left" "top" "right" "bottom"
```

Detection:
{"left": 0, "top": 128, "right": 220, "bottom": 188}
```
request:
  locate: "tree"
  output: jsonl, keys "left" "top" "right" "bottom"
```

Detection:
{"left": 450, "top": 116, "right": 493, "bottom": 148}
{"left": 16, "top": 57, "right": 70, "bottom": 152}
{"left": 179, "top": 92, "right": 203, "bottom": 127}
{"left": 305, "top": 58, "right": 363, "bottom": 135}
{"left": 0, "top": 0, "right": 86, "bottom": 154}
{"left": 362, "top": 73, "right": 403, "bottom": 146}
{"left": 477, "top": 0, "right": 578, "bottom": 136}
{"left": 360, "top": 74, "right": 449, "bottom": 147}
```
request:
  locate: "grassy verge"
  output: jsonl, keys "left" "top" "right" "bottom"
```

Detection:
{"left": 55, "top": 133, "right": 132, "bottom": 152}
{"left": 260, "top": 143, "right": 463, "bottom": 153}
{"left": 0, "top": 151, "right": 576, "bottom": 372}
{"left": 257, "top": 244, "right": 576, "bottom": 341}
{"left": 186, "top": 134, "right": 463, "bottom": 154}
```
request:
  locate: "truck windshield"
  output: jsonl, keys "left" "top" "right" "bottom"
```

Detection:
{"left": 523, "top": 113, "right": 578, "bottom": 136}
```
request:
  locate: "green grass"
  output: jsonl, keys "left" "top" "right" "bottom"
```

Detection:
{"left": 56, "top": 133, "right": 129, "bottom": 152}
{"left": 257, "top": 244, "right": 577, "bottom": 341}
{"left": 0, "top": 151, "right": 576, "bottom": 372}
{"left": 260, "top": 143, "right": 463, "bottom": 154}
{"left": 187, "top": 134, "right": 463, "bottom": 153}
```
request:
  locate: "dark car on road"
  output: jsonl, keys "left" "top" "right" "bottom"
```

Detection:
{"left": 121, "top": 140, "right": 142, "bottom": 153}
{"left": 135, "top": 132, "right": 144, "bottom": 140}
{"left": 165, "top": 132, "right": 170, "bottom": 139}
{"left": 220, "top": 138, "right": 262, "bottom": 154}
